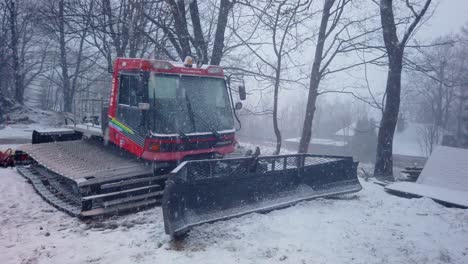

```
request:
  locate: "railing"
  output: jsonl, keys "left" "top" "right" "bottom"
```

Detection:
{"left": 73, "top": 98, "right": 109, "bottom": 126}
{"left": 172, "top": 154, "right": 347, "bottom": 181}
{"left": 162, "top": 153, "right": 361, "bottom": 237}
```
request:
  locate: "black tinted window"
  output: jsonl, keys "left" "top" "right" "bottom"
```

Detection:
{"left": 119, "top": 74, "right": 140, "bottom": 106}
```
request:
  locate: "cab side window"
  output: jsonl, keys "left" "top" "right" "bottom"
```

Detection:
{"left": 119, "top": 74, "right": 140, "bottom": 106}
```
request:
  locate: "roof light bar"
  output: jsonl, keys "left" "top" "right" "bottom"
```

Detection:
{"left": 152, "top": 60, "right": 173, "bottom": 70}
{"left": 184, "top": 56, "right": 193, "bottom": 68}
{"left": 207, "top": 66, "right": 223, "bottom": 74}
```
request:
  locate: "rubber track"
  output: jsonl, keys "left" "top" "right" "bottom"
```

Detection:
{"left": 17, "top": 165, "right": 165, "bottom": 217}
{"left": 17, "top": 166, "right": 81, "bottom": 216}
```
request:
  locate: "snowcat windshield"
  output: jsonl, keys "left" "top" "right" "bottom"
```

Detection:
{"left": 148, "top": 74, "right": 234, "bottom": 135}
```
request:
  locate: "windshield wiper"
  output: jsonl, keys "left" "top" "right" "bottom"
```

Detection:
{"left": 183, "top": 93, "right": 221, "bottom": 140}
{"left": 151, "top": 89, "right": 188, "bottom": 141}
{"left": 192, "top": 111, "right": 221, "bottom": 139}
{"left": 153, "top": 110, "right": 189, "bottom": 140}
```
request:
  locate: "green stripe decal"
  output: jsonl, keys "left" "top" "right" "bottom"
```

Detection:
{"left": 110, "top": 118, "right": 134, "bottom": 135}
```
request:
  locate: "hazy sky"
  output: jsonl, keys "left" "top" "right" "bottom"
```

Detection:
{"left": 331, "top": 0, "right": 468, "bottom": 107}
{"left": 418, "top": 0, "right": 468, "bottom": 39}
{"left": 245, "top": 0, "right": 468, "bottom": 116}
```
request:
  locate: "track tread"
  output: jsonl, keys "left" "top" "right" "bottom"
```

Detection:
{"left": 17, "top": 164, "right": 165, "bottom": 218}
{"left": 17, "top": 166, "right": 81, "bottom": 216}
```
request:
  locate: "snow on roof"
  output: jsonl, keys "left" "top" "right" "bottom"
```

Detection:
{"left": 169, "top": 61, "right": 213, "bottom": 69}
{"left": 386, "top": 146, "right": 468, "bottom": 207}
{"left": 118, "top": 57, "right": 216, "bottom": 69}
{"left": 285, "top": 137, "right": 346, "bottom": 147}
{"left": 386, "top": 182, "right": 467, "bottom": 208}
{"left": 34, "top": 128, "right": 75, "bottom": 133}
{"left": 334, "top": 122, "right": 444, "bottom": 157}
{"left": 334, "top": 122, "right": 357, "bottom": 137}
{"left": 417, "top": 146, "right": 468, "bottom": 192}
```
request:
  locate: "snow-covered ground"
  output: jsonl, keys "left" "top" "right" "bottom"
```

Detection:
{"left": 1, "top": 168, "right": 467, "bottom": 264}
{"left": 0, "top": 108, "right": 66, "bottom": 151}
{"left": 0, "top": 120, "right": 466, "bottom": 263}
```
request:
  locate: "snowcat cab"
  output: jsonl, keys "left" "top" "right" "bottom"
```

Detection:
{"left": 105, "top": 57, "right": 239, "bottom": 172}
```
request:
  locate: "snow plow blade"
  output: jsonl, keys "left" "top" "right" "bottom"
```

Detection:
{"left": 32, "top": 129, "right": 83, "bottom": 144}
{"left": 162, "top": 154, "right": 362, "bottom": 237}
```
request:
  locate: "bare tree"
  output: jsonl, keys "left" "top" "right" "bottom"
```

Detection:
{"left": 0, "top": 2, "right": 12, "bottom": 97}
{"left": 57, "top": 0, "right": 73, "bottom": 112}
{"left": 457, "top": 24, "right": 468, "bottom": 147}
{"left": 36, "top": 0, "right": 95, "bottom": 112}
{"left": 404, "top": 31, "right": 468, "bottom": 152}
{"left": 211, "top": 0, "right": 236, "bottom": 65}
{"left": 100, "top": 0, "right": 148, "bottom": 58}
{"left": 298, "top": 0, "right": 380, "bottom": 153}
{"left": 234, "top": 0, "right": 310, "bottom": 154}
{"left": 374, "top": 0, "right": 432, "bottom": 179}
{"left": 101, "top": 0, "right": 130, "bottom": 57}
{"left": 418, "top": 124, "right": 442, "bottom": 156}
{"left": 6, "top": 0, "right": 23, "bottom": 103}
{"left": 409, "top": 37, "right": 460, "bottom": 130}
{"left": 1, "top": 0, "right": 48, "bottom": 105}
{"left": 145, "top": 0, "right": 236, "bottom": 65}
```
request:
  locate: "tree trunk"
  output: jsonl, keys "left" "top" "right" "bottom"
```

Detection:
{"left": 374, "top": 0, "right": 402, "bottom": 180}
{"left": 210, "top": 0, "right": 233, "bottom": 65}
{"left": 58, "top": 0, "right": 72, "bottom": 113}
{"left": 374, "top": 52, "right": 402, "bottom": 179}
{"left": 273, "top": 67, "right": 282, "bottom": 155}
{"left": 456, "top": 87, "right": 466, "bottom": 145}
{"left": 167, "top": 0, "right": 192, "bottom": 60}
{"left": 189, "top": 0, "right": 208, "bottom": 64}
{"left": 69, "top": 30, "right": 87, "bottom": 111}
{"left": 102, "top": 0, "right": 127, "bottom": 57}
{"left": 374, "top": 0, "right": 431, "bottom": 179}
{"left": 9, "top": 0, "right": 23, "bottom": 104}
{"left": 298, "top": 81, "right": 319, "bottom": 154}
{"left": 374, "top": 0, "right": 402, "bottom": 179}
{"left": 298, "top": 0, "right": 334, "bottom": 153}
{"left": 128, "top": 0, "right": 144, "bottom": 58}
{"left": 0, "top": 29, "right": 6, "bottom": 96}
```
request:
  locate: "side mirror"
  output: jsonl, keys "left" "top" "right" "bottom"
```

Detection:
{"left": 138, "top": 102, "right": 150, "bottom": 110}
{"left": 235, "top": 102, "right": 243, "bottom": 110}
{"left": 238, "top": 85, "right": 246, "bottom": 101}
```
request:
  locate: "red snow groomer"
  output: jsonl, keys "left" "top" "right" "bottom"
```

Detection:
{"left": 16, "top": 57, "right": 361, "bottom": 237}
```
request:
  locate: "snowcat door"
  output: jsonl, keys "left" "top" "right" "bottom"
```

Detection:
{"left": 116, "top": 73, "right": 147, "bottom": 134}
